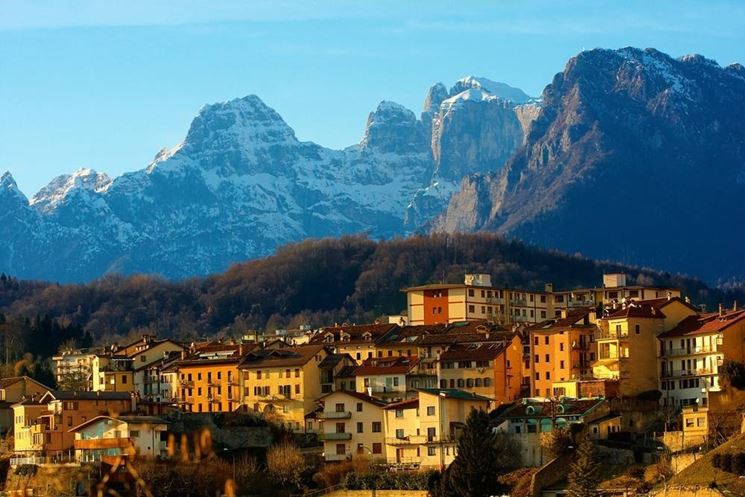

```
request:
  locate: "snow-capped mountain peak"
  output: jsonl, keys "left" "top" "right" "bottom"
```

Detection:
{"left": 451, "top": 76, "right": 531, "bottom": 103}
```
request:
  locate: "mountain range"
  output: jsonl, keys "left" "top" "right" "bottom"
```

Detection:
{"left": 0, "top": 76, "right": 537, "bottom": 282}
{"left": 2, "top": 47, "right": 744, "bottom": 283}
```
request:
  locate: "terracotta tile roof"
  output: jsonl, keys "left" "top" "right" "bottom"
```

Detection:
{"left": 527, "top": 308, "right": 595, "bottom": 331}
{"left": 238, "top": 344, "right": 326, "bottom": 369}
{"left": 383, "top": 398, "right": 419, "bottom": 410}
{"left": 416, "top": 333, "right": 497, "bottom": 346}
{"left": 336, "top": 365, "right": 358, "bottom": 378}
{"left": 179, "top": 343, "right": 256, "bottom": 367}
{"left": 659, "top": 309, "right": 745, "bottom": 338}
{"left": 439, "top": 342, "right": 506, "bottom": 362}
{"left": 605, "top": 303, "right": 666, "bottom": 320}
{"left": 320, "top": 390, "right": 388, "bottom": 408}
{"left": 47, "top": 391, "right": 132, "bottom": 401}
{"left": 353, "top": 356, "right": 419, "bottom": 376}
{"left": 309, "top": 323, "right": 398, "bottom": 345}
{"left": 318, "top": 353, "right": 354, "bottom": 369}
{"left": 401, "top": 283, "right": 467, "bottom": 292}
{"left": 636, "top": 296, "right": 699, "bottom": 312}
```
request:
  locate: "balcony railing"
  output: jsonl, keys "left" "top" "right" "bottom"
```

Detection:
{"left": 661, "top": 346, "right": 718, "bottom": 357}
{"left": 385, "top": 435, "right": 428, "bottom": 445}
{"left": 320, "top": 411, "right": 352, "bottom": 419}
{"left": 596, "top": 329, "right": 628, "bottom": 340}
{"left": 661, "top": 368, "right": 715, "bottom": 378}
{"left": 319, "top": 432, "right": 352, "bottom": 441}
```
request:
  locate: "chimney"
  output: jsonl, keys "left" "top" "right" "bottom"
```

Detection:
{"left": 239, "top": 343, "right": 244, "bottom": 356}
{"left": 719, "top": 303, "right": 725, "bottom": 317}
{"left": 667, "top": 291, "right": 672, "bottom": 301}
{"left": 734, "top": 301, "right": 738, "bottom": 312}
{"left": 685, "top": 296, "right": 691, "bottom": 304}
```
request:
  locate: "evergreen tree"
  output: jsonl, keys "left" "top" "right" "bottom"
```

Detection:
{"left": 448, "top": 408, "right": 512, "bottom": 497}
{"left": 567, "top": 436, "right": 600, "bottom": 497}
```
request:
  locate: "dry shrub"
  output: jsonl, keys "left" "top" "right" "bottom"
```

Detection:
{"left": 266, "top": 441, "right": 307, "bottom": 488}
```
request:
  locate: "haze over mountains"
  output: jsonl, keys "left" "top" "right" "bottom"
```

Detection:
{"left": 2, "top": 47, "right": 744, "bottom": 283}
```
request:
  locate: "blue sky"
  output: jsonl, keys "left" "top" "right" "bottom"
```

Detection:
{"left": 2, "top": 0, "right": 744, "bottom": 196}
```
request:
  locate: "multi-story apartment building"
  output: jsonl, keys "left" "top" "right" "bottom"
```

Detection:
{"left": 658, "top": 306, "right": 745, "bottom": 407}
{"left": 350, "top": 356, "right": 425, "bottom": 400}
{"left": 409, "top": 388, "right": 491, "bottom": 469}
{"left": 177, "top": 343, "right": 250, "bottom": 414}
{"left": 381, "top": 389, "right": 492, "bottom": 470}
{"left": 0, "top": 376, "right": 51, "bottom": 435}
{"left": 593, "top": 298, "right": 697, "bottom": 397}
{"left": 319, "top": 390, "right": 387, "bottom": 462}
{"left": 435, "top": 338, "right": 523, "bottom": 405}
{"left": 51, "top": 350, "right": 98, "bottom": 390}
{"left": 240, "top": 344, "right": 328, "bottom": 431}
{"left": 318, "top": 353, "right": 357, "bottom": 395}
{"left": 527, "top": 309, "right": 598, "bottom": 398}
{"left": 93, "top": 355, "right": 135, "bottom": 393}
{"left": 310, "top": 324, "right": 398, "bottom": 364}
{"left": 404, "top": 273, "right": 681, "bottom": 327}
{"left": 71, "top": 415, "right": 169, "bottom": 463}
{"left": 12, "top": 391, "right": 134, "bottom": 458}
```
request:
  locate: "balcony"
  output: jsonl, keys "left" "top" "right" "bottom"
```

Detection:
{"left": 385, "top": 435, "right": 427, "bottom": 445}
{"left": 596, "top": 329, "right": 628, "bottom": 340}
{"left": 661, "top": 346, "right": 718, "bottom": 357}
{"left": 319, "top": 432, "right": 352, "bottom": 441}
{"left": 320, "top": 411, "right": 352, "bottom": 419}
{"left": 661, "top": 368, "right": 715, "bottom": 378}
{"left": 180, "top": 380, "right": 194, "bottom": 388}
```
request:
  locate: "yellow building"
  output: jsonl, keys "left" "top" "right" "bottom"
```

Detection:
{"left": 528, "top": 309, "right": 598, "bottom": 398}
{"left": 319, "top": 390, "right": 387, "bottom": 462}
{"left": 177, "top": 343, "right": 250, "bottom": 414}
{"left": 0, "top": 377, "right": 52, "bottom": 436}
{"left": 593, "top": 298, "right": 696, "bottom": 397}
{"left": 681, "top": 405, "right": 708, "bottom": 446}
{"left": 410, "top": 389, "right": 492, "bottom": 469}
{"left": 350, "top": 356, "right": 425, "bottom": 401}
{"left": 382, "top": 398, "right": 422, "bottom": 467}
{"left": 239, "top": 344, "right": 328, "bottom": 431}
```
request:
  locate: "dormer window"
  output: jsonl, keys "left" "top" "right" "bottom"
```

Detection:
{"left": 362, "top": 332, "right": 372, "bottom": 342}
{"left": 324, "top": 333, "right": 334, "bottom": 343}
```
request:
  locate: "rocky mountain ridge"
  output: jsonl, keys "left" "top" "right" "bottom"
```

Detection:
{"left": 1, "top": 77, "right": 535, "bottom": 282}
{"left": 436, "top": 47, "right": 745, "bottom": 282}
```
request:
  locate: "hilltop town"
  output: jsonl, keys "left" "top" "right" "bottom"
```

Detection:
{"left": 2, "top": 272, "right": 745, "bottom": 496}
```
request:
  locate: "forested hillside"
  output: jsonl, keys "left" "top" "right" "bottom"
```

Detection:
{"left": 0, "top": 234, "right": 739, "bottom": 352}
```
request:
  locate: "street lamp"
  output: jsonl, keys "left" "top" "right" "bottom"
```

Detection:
{"left": 358, "top": 445, "right": 376, "bottom": 497}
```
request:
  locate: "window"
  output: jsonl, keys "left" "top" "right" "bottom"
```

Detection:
{"left": 335, "top": 403, "right": 345, "bottom": 412}
{"left": 396, "top": 428, "right": 405, "bottom": 439}
{"left": 483, "top": 378, "right": 491, "bottom": 387}
{"left": 426, "top": 406, "right": 435, "bottom": 416}
{"left": 395, "top": 409, "right": 403, "bottom": 418}
{"left": 256, "top": 371, "right": 262, "bottom": 380}
{"left": 428, "top": 446, "right": 436, "bottom": 456}
{"left": 356, "top": 402, "right": 363, "bottom": 412}
{"left": 335, "top": 423, "right": 345, "bottom": 433}
{"left": 559, "top": 343, "right": 564, "bottom": 352}
{"left": 372, "top": 422, "right": 381, "bottom": 433}
{"left": 427, "top": 427, "right": 436, "bottom": 441}
{"left": 468, "top": 289, "right": 474, "bottom": 297}
{"left": 545, "top": 354, "right": 549, "bottom": 362}
{"left": 295, "top": 384, "right": 300, "bottom": 394}
{"left": 560, "top": 360, "right": 565, "bottom": 369}
{"left": 357, "top": 422, "right": 363, "bottom": 433}
{"left": 546, "top": 372, "right": 551, "bottom": 380}
{"left": 122, "top": 375, "right": 128, "bottom": 384}
{"left": 217, "top": 371, "right": 222, "bottom": 380}
{"left": 372, "top": 443, "right": 382, "bottom": 454}
{"left": 130, "top": 430, "right": 140, "bottom": 438}
{"left": 468, "top": 305, "right": 475, "bottom": 313}
{"left": 544, "top": 336, "right": 549, "bottom": 345}
{"left": 635, "top": 324, "right": 641, "bottom": 335}
{"left": 535, "top": 372, "right": 540, "bottom": 380}
{"left": 534, "top": 355, "right": 539, "bottom": 363}
{"left": 295, "top": 368, "right": 300, "bottom": 378}
{"left": 336, "top": 444, "right": 346, "bottom": 455}
{"left": 393, "top": 377, "right": 399, "bottom": 387}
